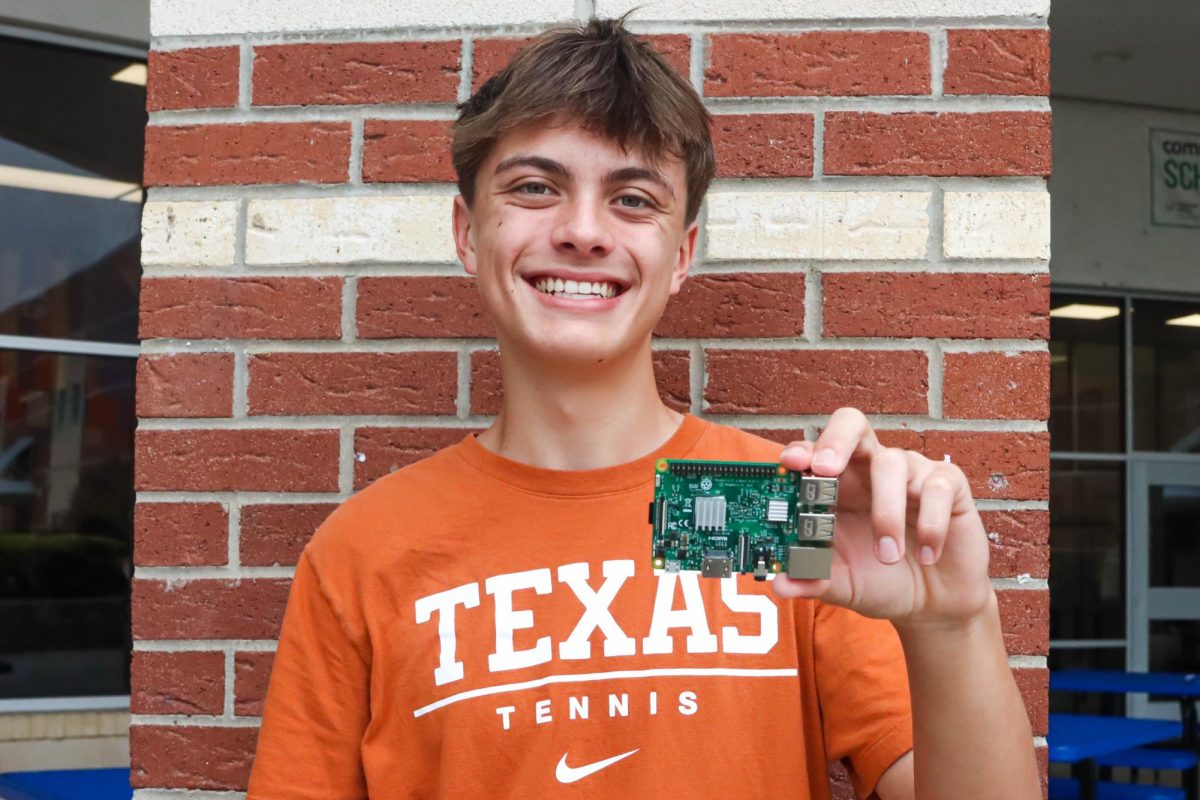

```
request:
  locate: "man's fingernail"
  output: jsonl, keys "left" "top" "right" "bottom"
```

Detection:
{"left": 877, "top": 536, "right": 900, "bottom": 564}
{"left": 919, "top": 546, "right": 936, "bottom": 565}
{"left": 780, "top": 446, "right": 804, "bottom": 461}
{"left": 812, "top": 448, "right": 838, "bottom": 469}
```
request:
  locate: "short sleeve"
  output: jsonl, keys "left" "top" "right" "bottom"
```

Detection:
{"left": 246, "top": 551, "right": 371, "bottom": 800}
{"left": 814, "top": 602, "right": 914, "bottom": 798}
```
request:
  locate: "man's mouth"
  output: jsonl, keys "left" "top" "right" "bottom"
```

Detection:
{"left": 526, "top": 275, "right": 626, "bottom": 300}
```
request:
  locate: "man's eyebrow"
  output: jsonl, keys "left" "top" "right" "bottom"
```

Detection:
{"left": 493, "top": 155, "right": 569, "bottom": 177}
{"left": 606, "top": 166, "right": 675, "bottom": 199}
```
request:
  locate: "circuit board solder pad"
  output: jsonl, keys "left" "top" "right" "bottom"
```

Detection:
{"left": 650, "top": 458, "right": 839, "bottom": 581}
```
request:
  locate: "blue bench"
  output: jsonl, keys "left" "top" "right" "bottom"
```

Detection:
{"left": 1095, "top": 748, "right": 1198, "bottom": 772}
{"left": 0, "top": 769, "right": 131, "bottom": 800}
{"left": 1049, "top": 777, "right": 1187, "bottom": 800}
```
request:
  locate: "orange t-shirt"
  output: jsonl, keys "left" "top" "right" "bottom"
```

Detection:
{"left": 247, "top": 414, "right": 913, "bottom": 799}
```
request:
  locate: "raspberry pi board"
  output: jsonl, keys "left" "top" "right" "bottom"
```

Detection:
{"left": 650, "top": 458, "right": 839, "bottom": 580}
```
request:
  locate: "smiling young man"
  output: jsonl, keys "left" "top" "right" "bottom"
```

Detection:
{"left": 247, "top": 18, "right": 1041, "bottom": 800}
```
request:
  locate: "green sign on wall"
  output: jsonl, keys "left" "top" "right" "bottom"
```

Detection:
{"left": 1150, "top": 128, "right": 1200, "bottom": 229}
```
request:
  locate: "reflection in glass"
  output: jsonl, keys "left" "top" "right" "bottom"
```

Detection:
{"left": 1149, "top": 484, "right": 1200, "bottom": 588}
{"left": 1051, "top": 460, "right": 1125, "bottom": 640}
{"left": 1049, "top": 647, "right": 1127, "bottom": 715}
{"left": 0, "top": 36, "right": 145, "bottom": 344}
{"left": 1150, "top": 621, "right": 1200, "bottom": 675}
{"left": 0, "top": 350, "right": 135, "bottom": 699}
{"left": 1133, "top": 298, "right": 1200, "bottom": 453}
{"left": 1050, "top": 293, "right": 1123, "bottom": 453}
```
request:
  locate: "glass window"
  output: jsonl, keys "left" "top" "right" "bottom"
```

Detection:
{"left": 0, "top": 350, "right": 136, "bottom": 699}
{"left": 0, "top": 36, "right": 144, "bottom": 344}
{"left": 1049, "top": 647, "right": 1127, "bottom": 715}
{"left": 1050, "top": 293, "right": 1124, "bottom": 453}
{"left": 1150, "top": 620, "right": 1200, "bottom": 674}
{"left": 1050, "top": 460, "right": 1125, "bottom": 640}
{"left": 1149, "top": 484, "right": 1200, "bottom": 588}
{"left": 0, "top": 35, "right": 143, "bottom": 701}
{"left": 1133, "top": 298, "right": 1200, "bottom": 453}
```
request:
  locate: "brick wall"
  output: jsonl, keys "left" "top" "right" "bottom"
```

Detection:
{"left": 136, "top": 1, "right": 1052, "bottom": 796}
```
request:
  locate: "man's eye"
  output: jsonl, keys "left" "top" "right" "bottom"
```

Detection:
{"left": 518, "top": 183, "right": 550, "bottom": 195}
{"left": 617, "top": 195, "right": 650, "bottom": 209}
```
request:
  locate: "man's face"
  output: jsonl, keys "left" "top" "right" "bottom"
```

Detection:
{"left": 453, "top": 119, "right": 698, "bottom": 368}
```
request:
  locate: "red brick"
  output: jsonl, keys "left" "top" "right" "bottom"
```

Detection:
{"left": 875, "top": 429, "right": 1049, "bottom": 501}
{"left": 362, "top": 120, "right": 454, "bottom": 183}
{"left": 828, "top": 762, "right": 855, "bottom": 800}
{"left": 1014, "top": 666, "right": 1049, "bottom": 736}
{"left": 253, "top": 41, "right": 459, "bottom": 106}
{"left": 147, "top": 47, "right": 240, "bottom": 111}
{"left": 472, "top": 34, "right": 689, "bottom": 90}
{"left": 469, "top": 349, "right": 691, "bottom": 416}
{"left": 135, "top": 429, "right": 340, "bottom": 492}
{"left": 355, "top": 427, "right": 478, "bottom": 488}
{"left": 823, "top": 273, "right": 1049, "bottom": 340}
{"left": 1037, "top": 747, "right": 1048, "bottom": 798}
{"left": 653, "top": 350, "right": 692, "bottom": 414}
{"left": 240, "top": 504, "right": 338, "bottom": 567}
{"left": 945, "top": 29, "right": 1050, "bottom": 96}
{"left": 131, "top": 651, "right": 225, "bottom": 716}
{"left": 140, "top": 277, "right": 342, "bottom": 341}
{"left": 656, "top": 273, "right": 805, "bottom": 338}
{"left": 469, "top": 351, "right": 502, "bottom": 415}
{"left": 705, "top": 350, "right": 928, "bottom": 415}
{"left": 705, "top": 32, "right": 929, "bottom": 97}
{"left": 997, "top": 588, "right": 1048, "bottom": 655}
{"left": 981, "top": 510, "right": 1049, "bottom": 579}
{"left": 135, "top": 502, "right": 228, "bottom": 567}
{"left": 824, "top": 112, "right": 1051, "bottom": 176}
{"left": 234, "top": 652, "right": 275, "bottom": 716}
{"left": 356, "top": 276, "right": 494, "bottom": 339}
{"left": 247, "top": 352, "right": 457, "bottom": 415}
{"left": 712, "top": 114, "right": 814, "bottom": 178}
{"left": 132, "top": 579, "right": 291, "bottom": 640}
{"left": 137, "top": 354, "right": 233, "bottom": 418}
{"left": 130, "top": 725, "right": 258, "bottom": 791}
{"left": 943, "top": 350, "right": 1049, "bottom": 420}
{"left": 145, "top": 122, "right": 350, "bottom": 187}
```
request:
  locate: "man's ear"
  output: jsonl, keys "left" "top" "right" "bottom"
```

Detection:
{"left": 668, "top": 220, "right": 700, "bottom": 295}
{"left": 453, "top": 195, "right": 477, "bottom": 276}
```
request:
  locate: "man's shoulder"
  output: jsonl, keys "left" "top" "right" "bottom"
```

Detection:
{"left": 305, "top": 433, "right": 472, "bottom": 558}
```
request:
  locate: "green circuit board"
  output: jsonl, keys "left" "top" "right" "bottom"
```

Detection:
{"left": 649, "top": 458, "right": 839, "bottom": 581}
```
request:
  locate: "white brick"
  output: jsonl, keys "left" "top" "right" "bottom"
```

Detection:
{"left": 943, "top": 191, "right": 1050, "bottom": 260}
{"left": 151, "top": 0, "right": 575, "bottom": 36}
{"left": 245, "top": 196, "right": 456, "bottom": 265}
{"left": 141, "top": 201, "right": 238, "bottom": 268}
{"left": 705, "top": 191, "right": 930, "bottom": 261}
{"left": 598, "top": 0, "right": 1048, "bottom": 20}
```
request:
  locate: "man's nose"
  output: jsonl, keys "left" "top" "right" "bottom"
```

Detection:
{"left": 551, "top": 196, "right": 615, "bottom": 257}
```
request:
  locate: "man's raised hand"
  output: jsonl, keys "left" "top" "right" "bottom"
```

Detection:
{"left": 772, "top": 407, "right": 994, "bottom": 632}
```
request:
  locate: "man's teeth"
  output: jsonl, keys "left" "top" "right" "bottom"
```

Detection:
{"left": 532, "top": 277, "right": 619, "bottom": 299}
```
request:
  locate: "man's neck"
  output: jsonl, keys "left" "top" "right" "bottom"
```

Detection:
{"left": 476, "top": 340, "right": 685, "bottom": 471}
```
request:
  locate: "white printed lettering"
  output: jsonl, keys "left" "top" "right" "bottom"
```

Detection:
{"left": 486, "top": 568, "right": 553, "bottom": 672}
{"left": 641, "top": 572, "right": 718, "bottom": 654}
{"left": 719, "top": 576, "right": 779, "bottom": 654}
{"left": 413, "top": 582, "right": 480, "bottom": 686}
{"left": 557, "top": 560, "right": 637, "bottom": 659}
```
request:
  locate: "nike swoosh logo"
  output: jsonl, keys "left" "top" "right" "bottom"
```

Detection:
{"left": 555, "top": 748, "right": 640, "bottom": 783}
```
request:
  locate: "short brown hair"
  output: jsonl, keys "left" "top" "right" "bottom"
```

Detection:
{"left": 452, "top": 17, "right": 715, "bottom": 224}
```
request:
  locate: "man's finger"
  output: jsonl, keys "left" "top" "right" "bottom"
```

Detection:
{"left": 810, "top": 407, "right": 882, "bottom": 477}
{"left": 869, "top": 447, "right": 908, "bottom": 563}
{"left": 913, "top": 463, "right": 965, "bottom": 565}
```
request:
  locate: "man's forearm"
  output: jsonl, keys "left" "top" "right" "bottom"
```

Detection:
{"left": 895, "top": 591, "right": 1041, "bottom": 800}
